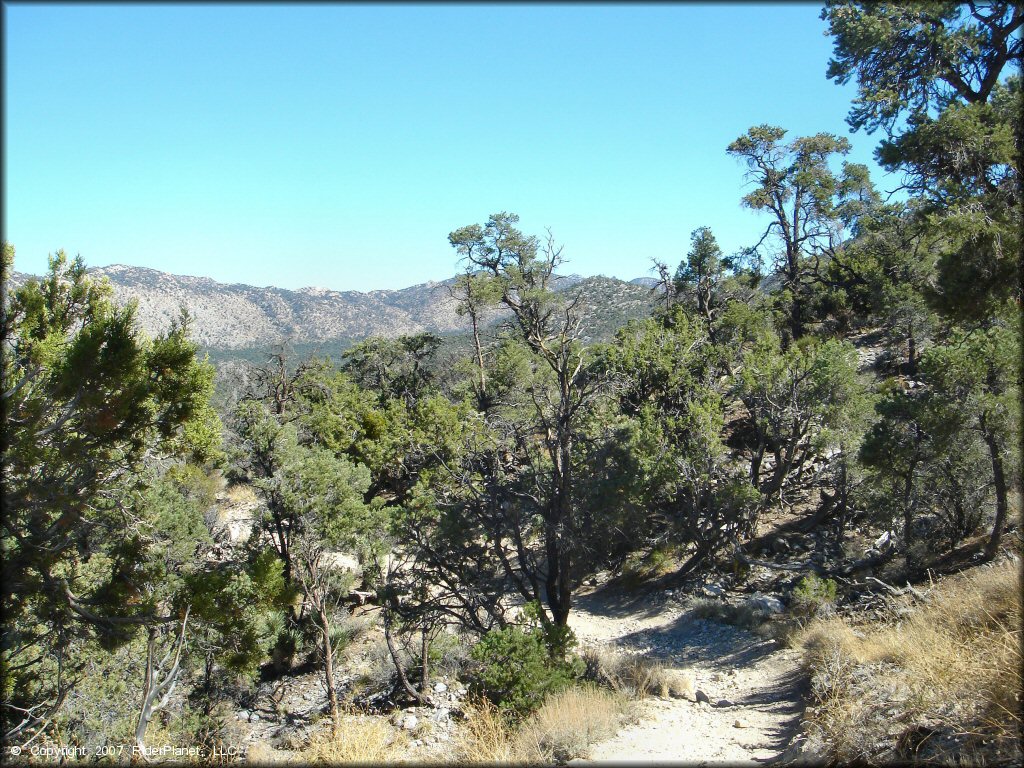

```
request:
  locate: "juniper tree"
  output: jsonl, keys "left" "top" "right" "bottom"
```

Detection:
{"left": 1, "top": 247, "right": 221, "bottom": 743}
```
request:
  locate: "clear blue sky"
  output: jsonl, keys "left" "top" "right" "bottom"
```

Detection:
{"left": 4, "top": 3, "right": 895, "bottom": 291}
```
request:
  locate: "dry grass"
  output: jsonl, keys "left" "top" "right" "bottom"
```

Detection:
{"left": 688, "top": 597, "right": 773, "bottom": 630}
{"left": 794, "top": 559, "right": 1022, "bottom": 765}
{"left": 517, "top": 685, "right": 633, "bottom": 762}
{"left": 245, "top": 740, "right": 293, "bottom": 764}
{"left": 582, "top": 646, "right": 670, "bottom": 698}
{"left": 225, "top": 483, "right": 259, "bottom": 505}
{"left": 455, "top": 685, "right": 632, "bottom": 763}
{"left": 303, "top": 715, "right": 409, "bottom": 764}
{"left": 455, "top": 697, "right": 539, "bottom": 763}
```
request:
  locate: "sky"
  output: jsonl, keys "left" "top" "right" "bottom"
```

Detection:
{"left": 4, "top": 3, "right": 897, "bottom": 292}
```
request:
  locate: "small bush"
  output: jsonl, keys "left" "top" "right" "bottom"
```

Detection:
{"left": 352, "top": 636, "right": 398, "bottom": 696}
{"left": 467, "top": 622, "right": 584, "bottom": 718}
{"left": 426, "top": 628, "right": 473, "bottom": 679}
{"left": 688, "top": 598, "right": 772, "bottom": 629}
{"left": 791, "top": 574, "right": 838, "bottom": 617}
{"left": 619, "top": 544, "right": 680, "bottom": 588}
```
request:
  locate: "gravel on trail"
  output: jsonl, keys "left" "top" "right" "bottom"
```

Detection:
{"left": 567, "top": 586, "right": 808, "bottom": 765}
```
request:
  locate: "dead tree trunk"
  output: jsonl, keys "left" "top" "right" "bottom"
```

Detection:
{"left": 135, "top": 607, "right": 189, "bottom": 755}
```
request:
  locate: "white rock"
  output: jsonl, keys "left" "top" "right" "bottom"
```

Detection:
{"left": 433, "top": 682, "right": 447, "bottom": 693}
{"left": 402, "top": 715, "right": 419, "bottom": 730}
{"left": 747, "top": 594, "right": 784, "bottom": 614}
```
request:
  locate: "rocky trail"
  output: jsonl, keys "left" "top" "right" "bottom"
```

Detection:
{"left": 225, "top": 583, "right": 811, "bottom": 764}
{"left": 568, "top": 585, "right": 809, "bottom": 765}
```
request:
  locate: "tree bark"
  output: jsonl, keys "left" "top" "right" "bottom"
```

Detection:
{"left": 382, "top": 603, "right": 430, "bottom": 706}
{"left": 419, "top": 625, "right": 430, "bottom": 695}
{"left": 317, "top": 605, "right": 340, "bottom": 734}
{"left": 902, "top": 454, "right": 921, "bottom": 567}
{"left": 470, "top": 312, "right": 488, "bottom": 409}
{"left": 907, "top": 326, "right": 918, "bottom": 377}
{"left": 981, "top": 417, "right": 1009, "bottom": 560}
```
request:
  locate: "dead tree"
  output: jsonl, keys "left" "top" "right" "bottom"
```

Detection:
{"left": 135, "top": 607, "right": 190, "bottom": 755}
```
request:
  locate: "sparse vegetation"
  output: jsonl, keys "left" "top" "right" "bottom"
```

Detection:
{"left": 795, "top": 559, "right": 1022, "bottom": 765}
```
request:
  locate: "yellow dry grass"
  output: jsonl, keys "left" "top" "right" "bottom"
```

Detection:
{"left": 795, "top": 559, "right": 1022, "bottom": 764}
{"left": 517, "top": 685, "right": 632, "bottom": 761}
{"left": 225, "top": 483, "right": 259, "bottom": 505}
{"left": 455, "top": 685, "right": 632, "bottom": 763}
{"left": 455, "top": 697, "right": 537, "bottom": 763}
{"left": 302, "top": 716, "right": 409, "bottom": 764}
{"left": 245, "top": 740, "right": 293, "bottom": 764}
{"left": 582, "top": 646, "right": 670, "bottom": 699}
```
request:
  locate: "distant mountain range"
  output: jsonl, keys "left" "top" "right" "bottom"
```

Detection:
{"left": 10, "top": 265, "right": 658, "bottom": 353}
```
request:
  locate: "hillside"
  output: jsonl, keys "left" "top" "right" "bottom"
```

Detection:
{"left": 10, "top": 265, "right": 655, "bottom": 353}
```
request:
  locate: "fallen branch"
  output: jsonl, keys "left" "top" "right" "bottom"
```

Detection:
{"left": 863, "top": 577, "right": 929, "bottom": 601}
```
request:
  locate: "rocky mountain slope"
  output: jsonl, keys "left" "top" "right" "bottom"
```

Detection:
{"left": 11, "top": 265, "right": 656, "bottom": 350}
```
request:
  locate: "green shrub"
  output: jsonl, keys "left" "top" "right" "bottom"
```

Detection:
{"left": 468, "top": 614, "right": 584, "bottom": 718}
{"left": 791, "top": 574, "right": 838, "bottom": 617}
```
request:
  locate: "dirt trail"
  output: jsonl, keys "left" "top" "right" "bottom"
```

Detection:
{"left": 568, "top": 585, "right": 807, "bottom": 765}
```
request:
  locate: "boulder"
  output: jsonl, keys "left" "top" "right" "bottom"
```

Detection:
{"left": 747, "top": 594, "right": 784, "bottom": 614}
{"left": 770, "top": 536, "right": 791, "bottom": 554}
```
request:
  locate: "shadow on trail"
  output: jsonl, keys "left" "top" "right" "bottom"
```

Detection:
{"left": 734, "top": 665, "right": 810, "bottom": 761}
{"left": 605, "top": 608, "right": 783, "bottom": 668}
{"left": 573, "top": 581, "right": 675, "bottom": 621}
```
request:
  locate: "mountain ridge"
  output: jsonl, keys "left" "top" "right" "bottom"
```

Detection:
{"left": 10, "top": 264, "right": 656, "bottom": 350}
